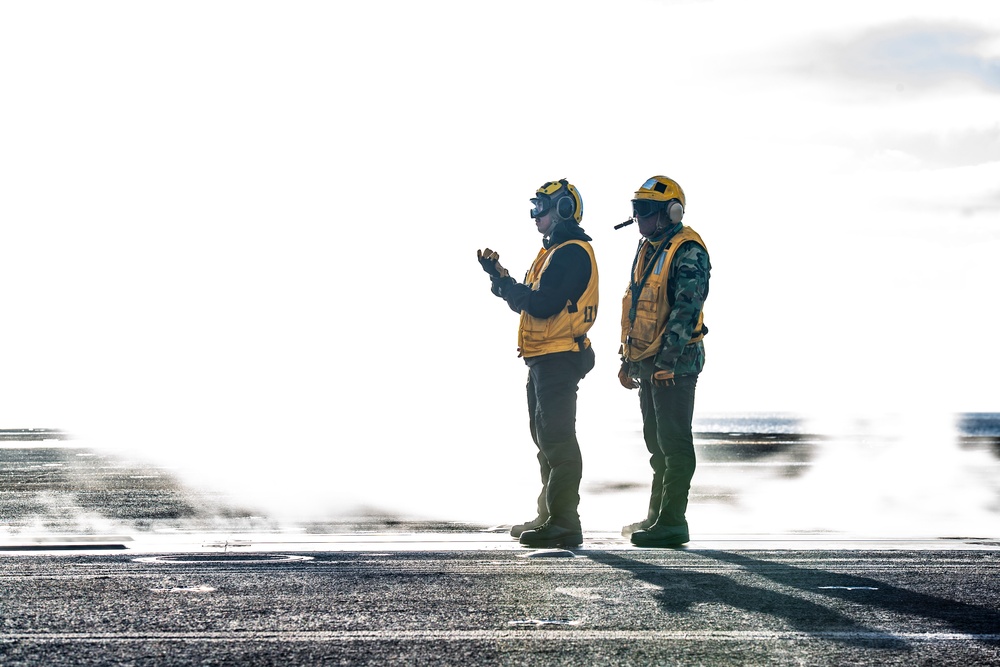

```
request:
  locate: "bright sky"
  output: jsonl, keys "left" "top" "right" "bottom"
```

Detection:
{"left": 2, "top": 0, "right": 998, "bottom": 522}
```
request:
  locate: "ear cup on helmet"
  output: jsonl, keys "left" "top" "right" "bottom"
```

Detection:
{"left": 667, "top": 200, "right": 684, "bottom": 223}
{"left": 555, "top": 194, "right": 576, "bottom": 221}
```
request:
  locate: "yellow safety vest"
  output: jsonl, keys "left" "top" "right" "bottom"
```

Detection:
{"left": 620, "top": 227, "right": 707, "bottom": 363}
{"left": 518, "top": 240, "right": 599, "bottom": 358}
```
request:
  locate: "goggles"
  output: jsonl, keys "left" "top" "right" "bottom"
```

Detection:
{"left": 530, "top": 197, "right": 551, "bottom": 219}
{"left": 632, "top": 199, "right": 663, "bottom": 219}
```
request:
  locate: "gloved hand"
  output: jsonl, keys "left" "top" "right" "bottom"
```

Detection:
{"left": 618, "top": 361, "right": 639, "bottom": 390}
{"left": 477, "top": 248, "right": 509, "bottom": 279}
{"left": 652, "top": 369, "right": 675, "bottom": 388}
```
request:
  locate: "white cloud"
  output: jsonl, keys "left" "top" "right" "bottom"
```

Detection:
{"left": 798, "top": 21, "right": 1000, "bottom": 93}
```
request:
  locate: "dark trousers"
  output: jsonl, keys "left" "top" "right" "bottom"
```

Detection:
{"left": 638, "top": 374, "right": 698, "bottom": 527}
{"left": 525, "top": 347, "right": 595, "bottom": 529}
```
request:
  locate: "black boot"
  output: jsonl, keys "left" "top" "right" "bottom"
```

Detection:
{"left": 621, "top": 518, "right": 655, "bottom": 538}
{"left": 510, "top": 515, "right": 548, "bottom": 538}
{"left": 630, "top": 522, "right": 689, "bottom": 548}
{"left": 623, "top": 468, "right": 664, "bottom": 537}
{"left": 519, "top": 521, "right": 583, "bottom": 548}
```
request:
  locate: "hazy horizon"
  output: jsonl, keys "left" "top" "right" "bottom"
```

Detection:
{"left": 2, "top": 0, "right": 997, "bottom": 531}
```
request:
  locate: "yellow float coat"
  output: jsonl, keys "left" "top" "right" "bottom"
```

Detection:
{"left": 518, "top": 240, "right": 599, "bottom": 358}
{"left": 620, "top": 227, "right": 707, "bottom": 362}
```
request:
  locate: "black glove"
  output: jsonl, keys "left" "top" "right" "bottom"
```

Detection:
{"left": 618, "top": 360, "right": 639, "bottom": 390}
{"left": 651, "top": 369, "right": 676, "bottom": 388}
{"left": 477, "top": 248, "right": 509, "bottom": 279}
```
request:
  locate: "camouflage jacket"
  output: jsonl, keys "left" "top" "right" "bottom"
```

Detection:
{"left": 625, "top": 224, "right": 712, "bottom": 380}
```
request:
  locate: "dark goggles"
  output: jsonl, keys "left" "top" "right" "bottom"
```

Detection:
{"left": 632, "top": 199, "right": 663, "bottom": 219}
{"left": 530, "top": 197, "right": 550, "bottom": 219}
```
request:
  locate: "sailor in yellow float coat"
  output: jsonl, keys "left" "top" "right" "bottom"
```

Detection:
{"left": 518, "top": 240, "right": 599, "bottom": 358}
{"left": 617, "top": 175, "right": 711, "bottom": 548}
{"left": 477, "top": 179, "right": 598, "bottom": 549}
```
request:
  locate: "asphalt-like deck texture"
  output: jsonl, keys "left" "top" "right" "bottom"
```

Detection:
{"left": 2, "top": 434, "right": 998, "bottom": 665}
{"left": 2, "top": 547, "right": 999, "bottom": 666}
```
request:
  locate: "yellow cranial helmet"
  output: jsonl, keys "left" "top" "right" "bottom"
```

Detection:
{"left": 530, "top": 178, "right": 583, "bottom": 223}
{"left": 632, "top": 175, "right": 685, "bottom": 222}
{"left": 634, "top": 175, "right": 685, "bottom": 205}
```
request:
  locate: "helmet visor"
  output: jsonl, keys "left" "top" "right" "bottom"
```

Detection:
{"left": 640, "top": 177, "right": 663, "bottom": 192}
{"left": 530, "top": 197, "right": 550, "bottom": 219}
{"left": 632, "top": 199, "right": 662, "bottom": 219}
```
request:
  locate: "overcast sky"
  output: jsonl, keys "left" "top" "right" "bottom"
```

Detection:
{"left": 1, "top": 0, "right": 997, "bottom": 522}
